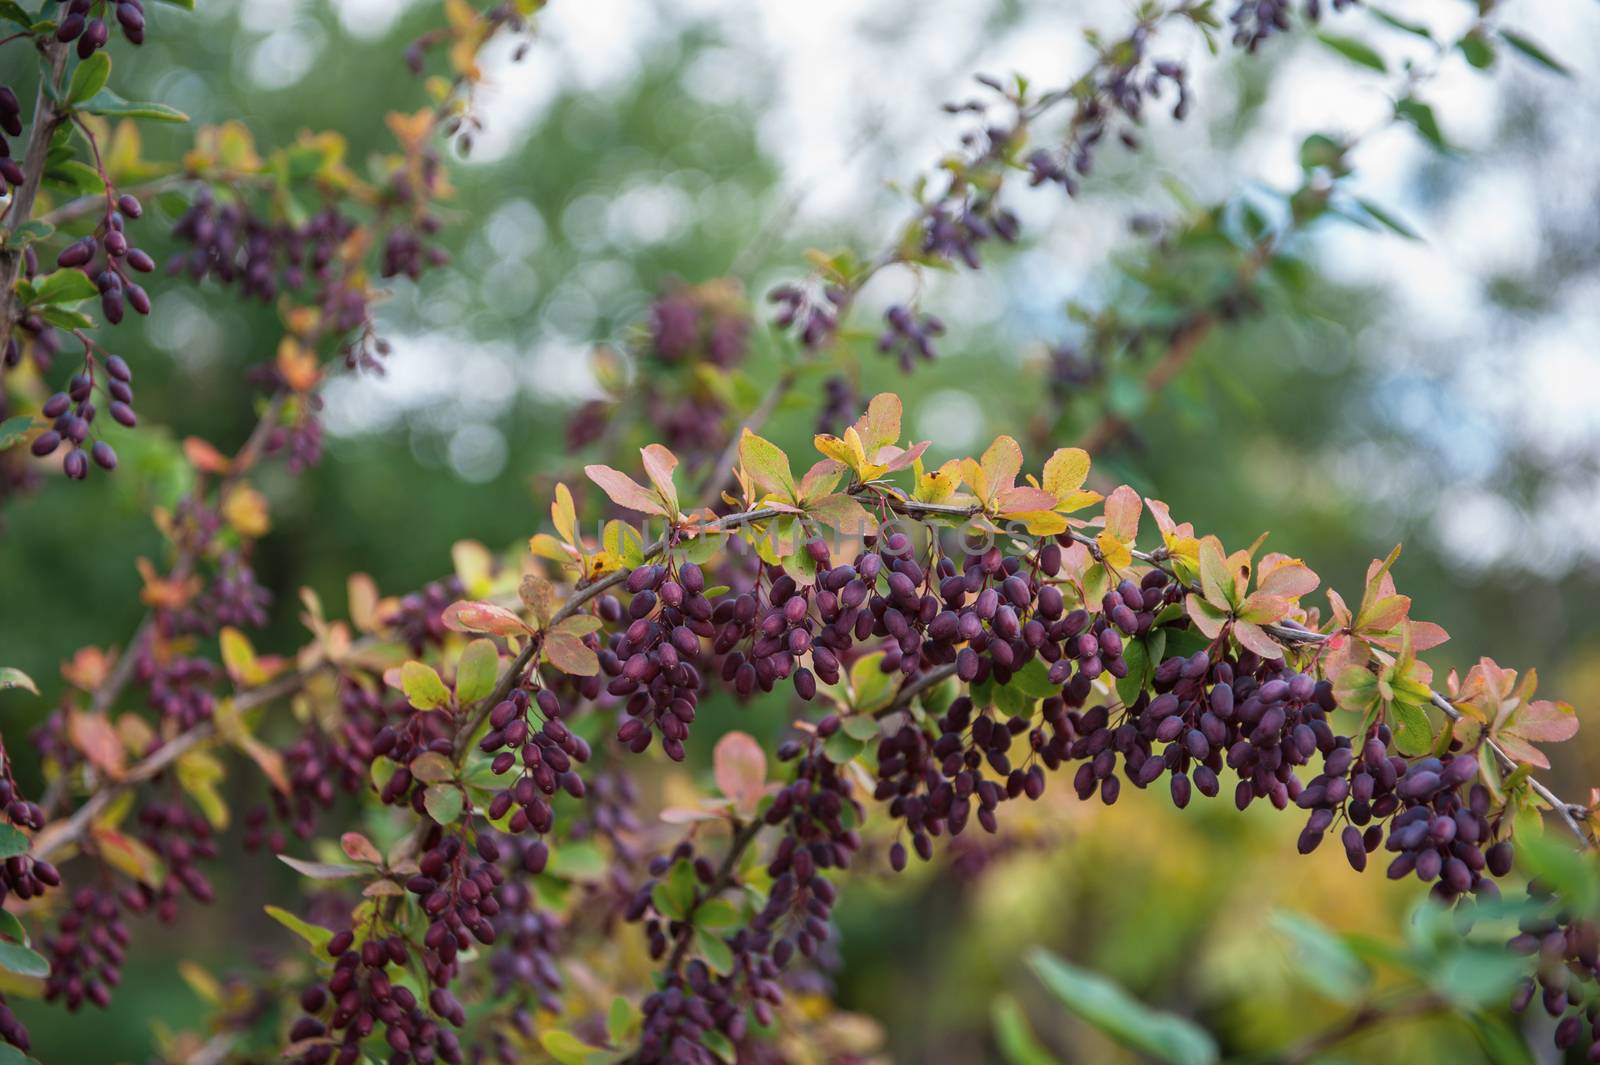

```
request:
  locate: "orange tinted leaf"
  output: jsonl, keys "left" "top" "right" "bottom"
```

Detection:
{"left": 640, "top": 444, "right": 680, "bottom": 514}
{"left": 92, "top": 826, "right": 165, "bottom": 884}
{"left": 1510, "top": 699, "right": 1579, "bottom": 743}
{"left": 1237, "top": 592, "right": 1292, "bottom": 625}
{"left": 70, "top": 709, "right": 125, "bottom": 778}
{"left": 518, "top": 574, "right": 559, "bottom": 626}
{"left": 1490, "top": 733, "right": 1550, "bottom": 770}
{"left": 1256, "top": 558, "right": 1319, "bottom": 599}
{"left": 805, "top": 493, "right": 877, "bottom": 537}
{"left": 1185, "top": 596, "right": 1229, "bottom": 639}
{"left": 858, "top": 393, "right": 903, "bottom": 453}
{"left": 979, "top": 436, "right": 1023, "bottom": 498}
{"left": 340, "top": 833, "right": 383, "bottom": 865}
{"left": 995, "top": 486, "right": 1059, "bottom": 515}
{"left": 183, "top": 436, "right": 231, "bottom": 474}
{"left": 1232, "top": 620, "right": 1283, "bottom": 660}
{"left": 585, "top": 465, "right": 666, "bottom": 517}
{"left": 544, "top": 631, "right": 599, "bottom": 677}
{"left": 409, "top": 751, "right": 456, "bottom": 783}
{"left": 797, "top": 459, "right": 844, "bottom": 501}
{"left": 713, "top": 731, "right": 766, "bottom": 815}
{"left": 441, "top": 600, "right": 532, "bottom": 637}
{"left": 1102, "top": 485, "right": 1142, "bottom": 544}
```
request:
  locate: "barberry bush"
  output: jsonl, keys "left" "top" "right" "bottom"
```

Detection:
{"left": 0, "top": 0, "right": 1597, "bottom": 1063}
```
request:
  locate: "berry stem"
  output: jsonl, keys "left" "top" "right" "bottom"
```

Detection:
{"left": 0, "top": 40, "right": 68, "bottom": 352}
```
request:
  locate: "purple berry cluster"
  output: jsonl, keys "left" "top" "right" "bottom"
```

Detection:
{"left": 30, "top": 352, "right": 135, "bottom": 479}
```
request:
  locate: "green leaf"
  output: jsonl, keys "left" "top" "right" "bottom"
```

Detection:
{"left": 651, "top": 860, "right": 697, "bottom": 922}
{"left": 823, "top": 729, "right": 867, "bottom": 766}
{"left": 0, "top": 418, "right": 35, "bottom": 452}
{"left": 696, "top": 928, "right": 734, "bottom": 974}
{"left": 1466, "top": 1014, "right": 1538, "bottom": 1065}
{"left": 992, "top": 994, "right": 1063, "bottom": 1065}
{"left": 607, "top": 995, "right": 641, "bottom": 1047}
{"left": 454, "top": 639, "right": 498, "bottom": 705}
{"left": 540, "top": 1031, "right": 600, "bottom": 1065}
{"left": 841, "top": 715, "right": 880, "bottom": 741}
{"left": 0, "top": 3, "right": 34, "bottom": 30}
{"left": 400, "top": 661, "right": 452, "bottom": 710}
{"left": 76, "top": 88, "right": 190, "bottom": 123}
{"left": 422, "top": 784, "right": 464, "bottom": 825}
{"left": 38, "top": 306, "right": 94, "bottom": 331}
{"left": 701, "top": 1029, "right": 736, "bottom": 1064}
{"left": 1456, "top": 32, "right": 1495, "bottom": 71}
{"left": 264, "top": 901, "right": 336, "bottom": 946}
{"left": 1008, "top": 658, "right": 1059, "bottom": 701}
{"left": 3, "top": 220, "right": 54, "bottom": 247}
{"left": 1115, "top": 637, "right": 1153, "bottom": 709}
{"left": 1026, "top": 948, "right": 1218, "bottom": 1065}
{"left": 1355, "top": 198, "right": 1420, "bottom": 240}
{"left": 545, "top": 841, "right": 608, "bottom": 882}
{"left": 848, "top": 652, "right": 895, "bottom": 714}
{"left": 154, "top": 0, "right": 195, "bottom": 7}
{"left": 1425, "top": 944, "right": 1530, "bottom": 1008}
{"left": 1498, "top": 30, "right": 1570, "bottom": 77}
{"left": 1388, "top": 698, "right": 1434, "bottom": 757}
{"left": 1270, "top": 911, "right": 1370, "bottom": 1003}
{"left": 0, "top": 668, "right": 39, "bottom": 696}
{"left": 1367, "top": 7, "right": 1432, "bottom": 39}
{"left": 0, "top": 1044, "right": 42, "bottom": 1065}
{"left": 67, "top": 52, "right": 112, "bottom": 106}
{"left": 27, "top": 269, "right": 98, "bottom": 306}
{"left": 44, "top": 160, "right": 105, "bottom": 196}
{"left": 0, "top": 940, "right": 50, "bottom": 980}
{"left": 1299, "top": 133, "right": 1346, "bottom": 173}
{"left": 1515, "top": 822, "right": 1600, "bottom": 915}
{"left": 1317, "top": 33, "right": 1386, "bottom": 72}
{"left": 695, "top": 898, "right": 741, "bottom": 932}
{"left": 0, "top": 825, "right": 29, "bottom": 861}
{"left": 738, "top": 429, "right": 796, "bottom": 503}
{"left": 277, "top": 856, "right": 365, "bottom": 880}
{"left": 0, "top": 908, "right": 28, "bottom": 946}
{"left": 1396, "top": 97, "right": 1447, "bottom": 152}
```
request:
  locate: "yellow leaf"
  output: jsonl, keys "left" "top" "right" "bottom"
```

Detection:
{"left": 1095, "top": 529, "right": 1132, "bottom": 571}
{"left": 912, "top": 458, "right": 964, "bottom": 504}
{"left": 552, "top": 483, "right": 580, "bottom": 549}
{"left": 451, "top": 540, "right": 495, "bottom": 599}
{"left": 1041, "top": 447, "right": 1091, "bottom": 501}
{"left": 222, "top": 483, "right": 270, "bottom": 538}
{"left": 347, "top": 573, "right": 380, "bottom": 633}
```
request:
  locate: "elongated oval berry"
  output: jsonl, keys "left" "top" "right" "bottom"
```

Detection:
{"left": 57, "top": 238, "right": 95, "bottom": 269}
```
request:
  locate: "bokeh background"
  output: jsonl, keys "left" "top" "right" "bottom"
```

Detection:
{"left": 3, "top": 0, "right": 1600, "bottom": 1061}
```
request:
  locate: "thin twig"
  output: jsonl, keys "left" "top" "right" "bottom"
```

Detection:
{"left": 1259, "top": 993, "right": 1445, "bottom": 1065}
